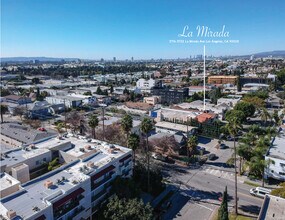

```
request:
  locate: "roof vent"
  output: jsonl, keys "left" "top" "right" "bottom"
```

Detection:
{"left": 44, "top": 180, "right": 53, "bottom": 188}
{"left": 85, "top": 145, "right": 92, "bottom": 150}
{"left": 87, "top": 162, "right": 95, "bottom": 168}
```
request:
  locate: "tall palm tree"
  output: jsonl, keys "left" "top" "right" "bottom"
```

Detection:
{"left": 121, "top": 114, "right": 133, "bottom": 146}
{"left": 260, "top": 107, "right": 271, "bottom": 126}
{"left": 0, "top": 104, "right": 8, "bottom": 123}
{"left": 128, "top": 133, "right": 140, "bottom": 166}
{"left": 225, "top": 115, "right": 242, "bottom": 215}
{"left": 187, "top": 135, "right": 198, "bottom": 165}
{"left": 140, "top": 118, "right": 153, "bottom": 193}
{"left": 88, "top": 114, "right": 99, "bottom": 139}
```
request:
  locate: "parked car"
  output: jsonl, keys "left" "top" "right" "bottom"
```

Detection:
{"left": 38, "top": 127, "right": 46, "bottom": 131}
{"left": 249, "top": 187, "right": 271, "bottom": 198}
{"left": 152, "top": 153, "right": 175, "bottom": 164}
{"left": 208, "top": 154, "right": 218, "bottom": 161}
{"left": 219, "top": 143, "right": 227, "bottom": 149}
{"left": 227, "top": 136, "right": 238, "bottom": 141}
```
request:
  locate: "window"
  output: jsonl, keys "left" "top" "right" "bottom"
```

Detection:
{"left": 43, "top": 158, "right": 47, "bottom": 162}
{"left": 36, "top": 160, "right": 40, "bottom": 165}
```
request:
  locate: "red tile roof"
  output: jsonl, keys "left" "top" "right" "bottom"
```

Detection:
{"left": 196, "top": 113, "right": 216, "bottom": 123}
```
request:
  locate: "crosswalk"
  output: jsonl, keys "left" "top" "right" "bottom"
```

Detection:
{"left": 203, "top": 167, "right": 243, "bottom": 183}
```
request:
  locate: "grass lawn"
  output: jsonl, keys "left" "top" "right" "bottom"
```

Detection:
{"left": 229, "top": 213, "right": 253, "bottom": 220}
{"left": 244, "top": 180, "right": 261, "bottom": 187}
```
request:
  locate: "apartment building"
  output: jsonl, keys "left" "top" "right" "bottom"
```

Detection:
{"left": 208, "top": 75, "right": 238, "bottom": 85}
{"left": 0, "top": 136, "right": 133, "bottom": 220}
{"left": 264, "top": 132, "right": 285, "bottom": 181}
{"left": 151, "top": 88, "right": 189, "bottom": 104}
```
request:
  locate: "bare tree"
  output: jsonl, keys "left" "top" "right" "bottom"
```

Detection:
{"left": 66, "top": 111, "right": 84, "bottom": 134}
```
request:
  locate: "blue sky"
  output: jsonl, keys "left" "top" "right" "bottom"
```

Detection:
{"left": 1, "top": 0, "right": 285, "bottom": 59}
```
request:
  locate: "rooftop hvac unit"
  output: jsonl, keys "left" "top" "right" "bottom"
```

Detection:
{"left": 7, "top": 210, "right": 16, "bottom": 219}
{"left": 44, "top": 180, "right": 53, "bottom": 189}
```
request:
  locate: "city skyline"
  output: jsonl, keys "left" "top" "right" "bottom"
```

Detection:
{"left": 1, "top": 0, "right": 285, "bottom": 59}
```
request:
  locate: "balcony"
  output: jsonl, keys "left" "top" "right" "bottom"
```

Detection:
{"left": 67, "top": 206, "right": 85, "bottom": 220}
{"left": 54, "top": 195, "right": 84, "bottom": 219}
{"left": 92, "top": 189, "right": 107, "bottom": 202}
{"left": 91, "top": 173, "right": 114, "bottom": 190}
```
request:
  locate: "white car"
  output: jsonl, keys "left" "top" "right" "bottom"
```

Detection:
{"left": 249, "top": 187, "right": 271, "bottom": 198}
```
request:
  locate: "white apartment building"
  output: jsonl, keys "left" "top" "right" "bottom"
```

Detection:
{"left": 45, "top": 96, "right": 83, "bottom": 108}
{"left": 265, "top": 132, "right": 285, "bottom": 181}
{"left": 0, "top": 136, "right": 133, "bottom": 220}
{"left": 136, "top": 78, "right": 161, "bottom": 93}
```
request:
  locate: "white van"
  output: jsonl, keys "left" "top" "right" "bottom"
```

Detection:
{"left": 249, "top": 187, "right": 272, "bottom": 198}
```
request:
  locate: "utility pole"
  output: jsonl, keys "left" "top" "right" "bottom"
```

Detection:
{"left": 64, "top": 99, "right": 67, "bottom": 132}
{"left": 203, "top": 45, "right": 206, "bottom": 111}
{"left": 234, "top": 136, "right": 238, "bottom": 215}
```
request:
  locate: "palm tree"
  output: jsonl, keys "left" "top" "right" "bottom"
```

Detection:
{"left": 88, "top": 114, "right": 99, "bottom": 139}
{"left": 121, "top": 114, "right": 133, "bottom": 146}
{"left": 187, "top": 135, "right": 198, "bottom": 165}
{"left": 260, "top": 107, "right": 271, "bottom": 126}
{"left": 140, "top": 118, "right": 153, "bottom": 193}
{"left": 0, "top": 104, "right": 8, "bottom": 123}
{"left": 225, "top": 114, "right": 242, "bottom": 215}
{"left": 128, "top": 133, "right": 140, "bottom": 166}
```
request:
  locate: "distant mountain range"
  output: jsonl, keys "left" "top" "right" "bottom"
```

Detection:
{"left": 250, "top": 50, "right": 285, "bottom": 58}
{"left": 1, "top": 50, "right": 285, "bottom": 62}
{"left": 0, "top": 57, "right": 80, "bottom": 62}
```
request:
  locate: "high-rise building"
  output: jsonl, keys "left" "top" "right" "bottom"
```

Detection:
{"left": 113, "top": 57, "right": 116, "bottom": 62}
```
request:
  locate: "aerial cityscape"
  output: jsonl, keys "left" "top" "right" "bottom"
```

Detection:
{"left": 1, "top": 1, "right": 285, "bottom": 220}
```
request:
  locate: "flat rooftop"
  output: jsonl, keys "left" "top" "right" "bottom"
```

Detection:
{"left": 258, "top": 195, "right": 285, "bottom": 220}
{"left": 0, "top": 173, "right": 20, "bottom": 191}
{"left": 0, "top": 135, "right": 132, "bottom": 219}
{"left": 155, "top": 121, "right": 196, "bottom": 133}
{"left": 267, "top": 133, "right": 285, "bottom": 160}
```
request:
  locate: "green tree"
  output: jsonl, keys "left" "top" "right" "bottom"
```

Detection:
{"left": 236, "top": 76, "right": 242, "bottom": 92}
{"left": 234, "top": 102, "right": 256, "bottom": 118}
{"left": 121, "top": 114, "right": 133, "bottom": 145}
{"left": 0, "top": 104, "right": 8, "bottom": 123}
{"left": 55, "top": 122, "right": 65, "bottom": 134}
{"left": 88, "top": 114, "right": 99, "bottom": 139}
{"left": 128, "top": 133, "right": 140, "bottom": 166}
{"left": 31, "top": 77, "right": 40, "bottom": 84}
{"left": 209, "top": 87, "right": 222, "bottom": 105}
{"left": 110, "top": 85, "right": 114, "bottom": 94}
{"left": 242, "top": 96, "right": 265, "bottom": 108}
{"left": 225, "top": 110, "right": 246, "bottom": 124}
{"left": 83, "top": 91, "right": 92, "bottom": 96}
{"left": 103, "top": 195, "right": 153, "bottom": 220}
{"left": 140, "top": 118, "right": 153, "bottom": 193}
{"left": 218, "top": 186, "right": 229, "bottom": 220}
{"left": 187, "top": 135, "right": 198, "bottom": 164}
{"left": 96, "top": 86, "right": 103, "bottom": 95}
{"left": 272, "top": 110, "right": 281, "bottom": 125}
{"left": 260, "top": 107, "right": 271, "bottom": 126}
